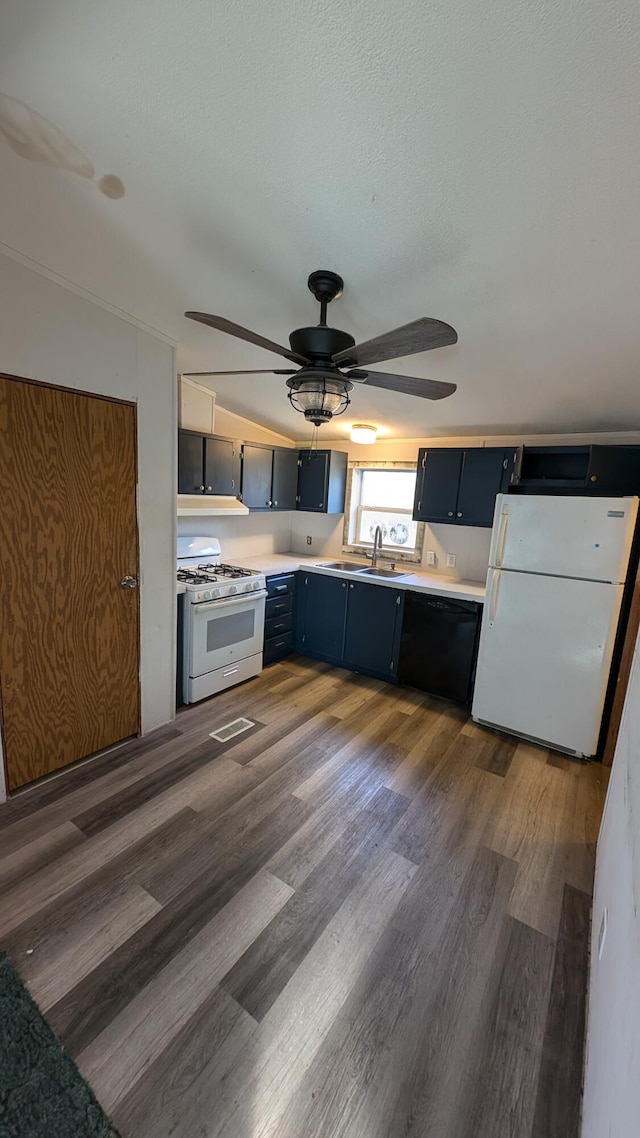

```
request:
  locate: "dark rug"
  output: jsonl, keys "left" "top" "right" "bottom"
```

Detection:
{"left": 0, "top": 952, "right": 120, "bottom": 1137}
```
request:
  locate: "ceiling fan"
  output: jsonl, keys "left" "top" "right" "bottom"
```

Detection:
{"left": 184, "top": 270, "right": 458, "bottom": 427}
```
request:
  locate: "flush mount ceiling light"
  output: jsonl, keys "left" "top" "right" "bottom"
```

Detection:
{"left": 350, "top": 423, "right": 377, "bottom": 444}
{"left": 185, "top": 269, "right": 458, "bottom": 428}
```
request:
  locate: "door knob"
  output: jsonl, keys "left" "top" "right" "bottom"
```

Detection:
{"left": 120, "top": 575, "right": 139, "bottom": 589}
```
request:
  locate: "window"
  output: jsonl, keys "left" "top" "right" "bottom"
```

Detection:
{"left": 343, "top": 464, "right": 423, "bottom": 561}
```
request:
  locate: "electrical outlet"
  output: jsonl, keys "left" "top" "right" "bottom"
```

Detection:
{"left": 426, "top": 551, "right": 436, "bottom": 567}
{"left": 598, "top": 907, "right": 608, "bottom": 959}
{"left": 446, "top": 553, "right": 456, "bottom": 568}
{"left": 306, "top": 535, "right": 312, "bottom": 546}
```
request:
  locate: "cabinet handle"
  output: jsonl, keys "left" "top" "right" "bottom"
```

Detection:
{"left": 273, "top": 622, "right": 285, "bottom": 630}
{"left": 231, "top": 479, "right": 235, "bottom": 488}
{"left": 266, "top": 500, "right": 272, "bottom": 506}
{"left": 457, "top": 511, "right": 463, "bottom": 517}
{"left": 273, "top": 500, "right": 278, "bottom": 506}
{"left": 341, "top": 582, "right": 347, "bottom": 588}
{"left": 447, "top": 511, "right": 454, "bottom": 517}
{"left": 274, "top": 585, "right": 288, "bottom": 592}
{"left": 318, "top": 502, "right": 323, "bottom": 507}
{"left": 275, "top": 641, "right": 286, "bottom": 649}
{"left": 349, "top": 583, "right": 354, "bottom": 589}
{"left": 590, "top": 475, "right": 597, "bottom": 483}
{"left": 198, "top": 485, "right": 205, "bottom": 491}
{"left": 206, "top": 485, "right": 212, "bottom": 491}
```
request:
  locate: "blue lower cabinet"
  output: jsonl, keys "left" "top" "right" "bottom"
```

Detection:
{"left": 296, "top": 572, "right": 403, "bottom": 681}
{"left": 343, "top": 580, "right": 404, "bottom": 678}
{"left": 263, "top": 572, "right": 297, "bottom": 664}
{"left": 296, "top": 573, "right": 348, "bottom": 660}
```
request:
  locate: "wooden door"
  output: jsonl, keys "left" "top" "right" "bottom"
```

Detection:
{"left": 0, "top": 375, "right": 140, "bottom": 791}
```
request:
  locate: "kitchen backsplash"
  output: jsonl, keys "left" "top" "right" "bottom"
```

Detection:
{"left": 177, "top": 510, "right": 491, "bottom": 582}
{"left": 176, "top": 513, "right": 292, "bottom": 561}
{"left": 289, "top": 513, "right": 491, "bottom": 582}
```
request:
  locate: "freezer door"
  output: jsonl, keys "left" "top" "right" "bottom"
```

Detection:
{"left": 489, "top": 494, "right": 638, "bottom": 582}
{"left": 472, "top": 568, "right": 624, "bottom": 756}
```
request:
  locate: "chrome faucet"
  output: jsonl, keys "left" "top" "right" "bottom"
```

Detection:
{"left": 371, "top": 524, "right": 383, "bottom": 569}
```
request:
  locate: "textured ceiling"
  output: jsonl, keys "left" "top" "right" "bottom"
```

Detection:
{"left": 1, "top": 0, "right": 640, "bottom": 439}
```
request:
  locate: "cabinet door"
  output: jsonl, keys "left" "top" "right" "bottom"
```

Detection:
{"left": 414, "top": 449, "right": 462, "bottom": 522}
{"left": 297, "top": 451, "right": 329, "bottom": 511}
{"left": 204, "top": 437, "right": 237, "bottom": 495}
{"left": 456, "top": 449, "right": 508, "bottom": 527}
{"left": 241, "top": 445, "right": 274, "bottom": 509}
{"left": 297, "top": 574, "right": 347, "bottom": 660}
{"left": 272, "top": 449, "right": 299, "bottom": 510}
{"left": 178, "top": 429, "right": 205, "bottom": 494}
{"left": 343, "top": 581, "right": 403, "bottom": 676}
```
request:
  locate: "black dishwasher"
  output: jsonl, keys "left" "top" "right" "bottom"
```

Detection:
{"left": 398, "top": 591, "right": 482, "bottom": 703}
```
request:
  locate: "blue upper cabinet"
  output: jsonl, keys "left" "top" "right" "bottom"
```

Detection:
{"left": 240, "top": 444, "right": 299, "bottom": 510}
{"left": 297, "top": 449, "right": 348, "bottom": 513}
{"left": 178, "top": 429, "right": 239, "bottom": 496}
{"left": 413, "top": 447, "right": 512, "bottom": 527}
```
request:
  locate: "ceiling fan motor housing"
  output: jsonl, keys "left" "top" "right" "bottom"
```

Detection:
{"left": 289, "top": 325, "right": 355, "bottom": 362}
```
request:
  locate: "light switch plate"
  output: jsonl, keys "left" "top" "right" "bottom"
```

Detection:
{"left": 426, "top": 550, "right": 436, "bottom": 567}
{"left": 446, "top": 553, "right": 456, "bottom": 568}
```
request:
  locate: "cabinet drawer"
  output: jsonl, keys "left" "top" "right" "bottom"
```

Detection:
{"left": 265, "top": 612, "right": 293, "bottom": 639}
{"left": 264, "top": 631, "right": 294, "bottom": 665}
{"left": 266, "top": 594, "right": 294, "bottom": 620}
{"left": 266, "top": 573, "right": 296, "bottom": 599}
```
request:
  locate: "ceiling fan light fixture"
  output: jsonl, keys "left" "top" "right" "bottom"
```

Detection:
{"left": 287, "top": 371, "right": 352, "bottom": 426}
{"left": 350, "top": 424, "right": 377, "bottom": 444}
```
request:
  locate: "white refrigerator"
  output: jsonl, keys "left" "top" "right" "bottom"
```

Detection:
{"left": 472, "top": 494, "right": 639, "bottom": 758}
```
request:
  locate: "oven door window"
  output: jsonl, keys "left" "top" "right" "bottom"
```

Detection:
{"left": 190, "top": 595, "right": 265, "bottom": 677}
{"left": 207, "top": 609, "right": 255, "bottom": 652}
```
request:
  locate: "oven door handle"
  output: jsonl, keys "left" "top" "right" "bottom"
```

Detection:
{"left": 192, "top": 590, "right": 267, "bottom": 615}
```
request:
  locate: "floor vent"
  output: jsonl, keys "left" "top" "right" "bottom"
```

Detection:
{"left": 209, "top": 717, "right": 255, "bottom": 743}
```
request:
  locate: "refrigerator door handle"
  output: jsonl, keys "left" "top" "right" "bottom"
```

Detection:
{"left": 495, "top": 508, "right": 509, "bottom": 568}
{"left": 487, "top": 568, "right": 502, "bottom": 626}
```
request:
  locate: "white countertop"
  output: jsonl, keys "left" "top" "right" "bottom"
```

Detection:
{"left": 235, "top": 552, "right": 486, "bottom": 603}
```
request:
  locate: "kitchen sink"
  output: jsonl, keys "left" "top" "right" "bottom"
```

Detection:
{"left": 319, "top": 561, "right": 365, "bottom": 571}
{"left": 356, "top": 567, "right": 410, "bottom": 579}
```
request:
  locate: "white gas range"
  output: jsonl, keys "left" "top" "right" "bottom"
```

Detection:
{"left": 178, "top": 537, "right": 267, "bottom": 704}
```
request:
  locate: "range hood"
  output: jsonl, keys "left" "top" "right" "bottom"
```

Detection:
{"left": 177, "top": 494, "right": 249, "bottom": 516}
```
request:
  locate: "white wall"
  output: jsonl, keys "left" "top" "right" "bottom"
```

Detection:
{"left": 582, "top": 627, "right": 640, "bottom": 1138}
{"left": 177, "top": 512, "right": 292, "bottom": 562}
{"left": 0, "top": 252, "right": 176, "bottom": 801}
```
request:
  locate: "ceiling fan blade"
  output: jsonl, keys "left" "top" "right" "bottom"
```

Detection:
{"left": 185, "top": 312, "right": 309, "bottom": 366}
{"left": 333, "top": 317, "right": 457, "bottom": 367}
{"left": 182, "top": 369, "right": 297, "bottom": 376}
{"left": 347, "top": 369, "right": 456, "bottom": 401}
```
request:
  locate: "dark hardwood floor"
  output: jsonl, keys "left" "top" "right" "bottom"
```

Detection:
{"left": 0, "top": 656, "right": 607, "bottom": 1137}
